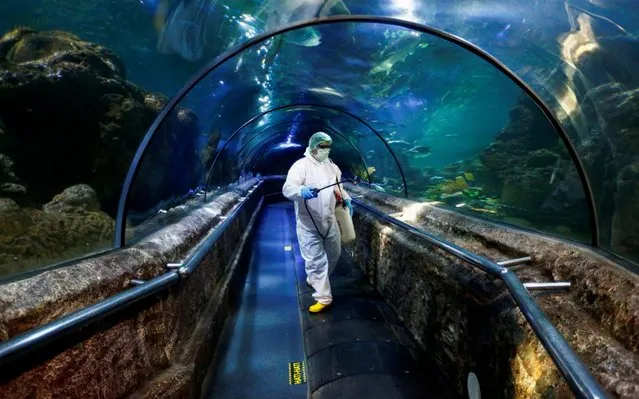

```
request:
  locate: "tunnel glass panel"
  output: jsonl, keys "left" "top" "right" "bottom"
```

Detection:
{"left": 207, "top": 107, "right": 395, "bottom": 190}
{"left": 124, "top": 20, "right": 593, "bottom": 246}
{"left": 4, "top": 1, "right": 638, "bottom": 266}
{"left": 231, "top": 126, "right": 366, "bottom": 186}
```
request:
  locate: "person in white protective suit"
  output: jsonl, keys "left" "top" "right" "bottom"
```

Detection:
{"left": 282, "top": 132, "right": 353, "bottom": 313}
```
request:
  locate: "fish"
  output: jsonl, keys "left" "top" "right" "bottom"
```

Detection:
{"left": 370, "top": 37, "right": 427, "bottom": 76}
{"left": 258, "top": 0, "right": 352, "bottom": 65}
{"left": 549, "top": 158, "right": 560, "bottom": 184}
{"left": 258, "top": 0, "right": 350, "bottom": 44}
{"left": 153, "top": 0, "right": 170, "bottom": 33}
{"left": 156, "top": 0, "right": 218, "bottom": 62}
{"left": 307, "top": 86, "right": 344, "bottom": 97}
{"left": 407, "top": 145, "right": 432, "bottom": 158}
{"left": 262, "top": 26, "right": 323, "bottom": 64}
{"left": 387, "top": 140, "right": 416, "bottom": 151}
{"left": 351, "top": 131, "right": 368, "bottom": 139}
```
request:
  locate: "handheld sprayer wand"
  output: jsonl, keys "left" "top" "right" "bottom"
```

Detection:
{"left": 303, "top": 177, "right": 359, "bottom": 239}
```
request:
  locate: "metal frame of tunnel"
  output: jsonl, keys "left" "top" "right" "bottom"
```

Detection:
{"left": 211, "top": 119, "right": 372, "bottom": 187}
{"left": 230, "top": 124, "right": 369, "bottom": 185}
{"left": 114, "top": 15, "right": 600, "bottom": 250}
{"left": 203, "top": 103, "right": 399, "bottom": 199}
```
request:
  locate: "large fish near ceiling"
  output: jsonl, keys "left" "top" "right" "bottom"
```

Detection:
{"left": 154, "top": 0, "right": 220, "bottom": 62}
{"left": 256, "top": 0, "right": 352, "bottom": 65}
{"left": 154, "top": 0, "right": 351, "bottom": 62}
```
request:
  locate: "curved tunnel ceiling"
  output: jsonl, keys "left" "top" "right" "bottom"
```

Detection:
{"left": 132, "top": 0, "right": 638, "bottom": 265}
{"left": 227, "top": 120, "right": 373, "bottom": 186}
{"left": 119, "top": 17, "right": 599, "bottom": 261}
{"left": 203, "top": 103, "right": 407, "bottom": 195}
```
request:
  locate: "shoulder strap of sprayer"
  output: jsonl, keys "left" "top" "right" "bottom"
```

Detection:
{"left": 328, "top": 158, "right": 344, "bottom": 197}
{"left": 336, "top": 177, "right": 346, "bottom": 205}
{"left": 329, "top": 159, "right": 346, "bottom": 204}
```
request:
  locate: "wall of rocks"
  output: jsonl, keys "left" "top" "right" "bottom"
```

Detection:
{"left": 346, "top": 185, "right": 638, "bottom": 398}
{"left": 0, "top": 179, "right": 262, "bottom": 398}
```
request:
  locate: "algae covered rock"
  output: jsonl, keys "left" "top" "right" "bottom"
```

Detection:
{"left": 0, "top": 28, "right": 204, "bottom": 277}
{"left": 43, "top": 184, "right": 101, "bottom": 214}
{"left": 0, "top": 128, "right": 27, "bottom": 201}
{"left": 0, "top": 198, "right": 19, "bottom": 213}
{"left": 0, "top": 185, "right": 114, "bottom": 278}
{"left": 578, "top": 83, "right": 639, "bottom": 255}
{"left": 0, "top": 28, "right": 201, "bottom": 216}
{"left": 476, "top": 95, "right": 585, "bottom": 213}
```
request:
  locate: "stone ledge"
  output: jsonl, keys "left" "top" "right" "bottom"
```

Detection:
{"left": 130, "top": 190, "right": 262, "bottom": 398}
{"left": 348, "top": 186, "right": 638, "bottom": 398}
{"left": 0, "top": 179, "right": 261, "bottom": 398}
{"left": 350, "top": 185, "right": 639, "bottom": 353}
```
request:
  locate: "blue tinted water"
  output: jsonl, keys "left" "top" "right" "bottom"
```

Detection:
{"left": 0, "top": 0, "right": 638, "bottom": 274}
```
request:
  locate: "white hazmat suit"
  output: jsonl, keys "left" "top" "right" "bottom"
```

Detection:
{"left": 283, "top": 140, "right": 350, "bottom": 309}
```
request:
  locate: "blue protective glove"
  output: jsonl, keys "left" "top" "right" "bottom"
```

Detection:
{"left": 344, "top": 198, "right": 353, "bottom": 216}
{"left": 301, "top": 186, "right": 318, "bottom": 200}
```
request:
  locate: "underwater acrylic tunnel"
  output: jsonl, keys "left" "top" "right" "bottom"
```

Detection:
{"left": 1, "top": 0, "right": 637, "bottom": 281}
{"left": 109, "top": 15, "right": 608, "bottom": 393}
{"left": 146, "top": 0, "right": 639, "bottom": 263}
{"left": 2, "top": 4, "right": 636, "bottom": 397}
{"left": 200, "top": 103, "right": 401, "bottom": 192}
{"left": 116, "top": 15, "right": 599, "bottom": 251}
{"left": 206, "top": 105, "right": 402, "bottom": 187}
{"left": 218, "top": 120, "right": 372, "bottom": 186}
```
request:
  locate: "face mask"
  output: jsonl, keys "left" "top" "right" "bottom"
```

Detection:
{"left": 314, "top": 148, "right": 330, "bottom": 162}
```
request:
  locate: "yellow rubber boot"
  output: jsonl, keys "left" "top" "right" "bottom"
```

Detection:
{"left": 309, "top": 302, "right": 330, "bottom": 313}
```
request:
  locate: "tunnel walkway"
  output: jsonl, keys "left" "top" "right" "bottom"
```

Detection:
{"left": 201, "top": 201, "right": 448, "bottom": 398}
{"left": 201, "top": 203, "right": 307, "bottom": 398}
{"left": 286, "top": 205, "right": 449, "bottom": 398}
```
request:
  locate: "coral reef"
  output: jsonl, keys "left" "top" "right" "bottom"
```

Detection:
{"left": 0, "top": 28, "right": 205, "bottom": 277}
{"left": 437, "top": 95, "right": 591, "bottom": 240}
{"left": 0, "top": 185, "right": 114, "bottom": 278}
{"left": 0, "top": 28, "right": 202, "bottom": 216}
{"left": 551, "top": 27, "right": 639, "bottom": 257}
{"left": 476, "top": 96, "right": 567, "bottom": 209}
{"left": 580, "top": 83, "right": 639, "bottom": 255}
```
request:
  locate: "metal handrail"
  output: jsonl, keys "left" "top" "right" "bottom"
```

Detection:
{"left": 353, "top": 199, "right": 607, "bottom": 399}
{"left": 0, "top": 183, "right": 263, "bottom": 368}
{"left": 0, "top": 184, "right": 606, "bottom": 397}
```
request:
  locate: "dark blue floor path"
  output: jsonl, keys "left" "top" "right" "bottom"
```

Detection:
{"left": 285, "top": 204, "right": 450, "bottom": 399}
{"left": 202, "top": 202, "right": 449, "bottom": 398}
{"left": 201, "top": 203, "right": 307, "bottom": 398}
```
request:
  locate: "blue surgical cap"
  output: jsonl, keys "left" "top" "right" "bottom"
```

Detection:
{"left": 309, "top": 131, "right": 332, "bottom": 150}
